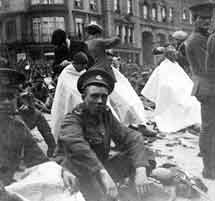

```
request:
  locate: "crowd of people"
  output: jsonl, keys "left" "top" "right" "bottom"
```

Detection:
{"left": 1, "top": 0, "right": 215, "bottom": 201}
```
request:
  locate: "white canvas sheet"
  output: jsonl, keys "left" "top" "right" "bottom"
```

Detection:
{"left": 6, "top": 162, "right": 85, "bottom": 201}
{"left": 141, "top": 59, "right": 201, "bottom": 133}
{"left": 110, "top": 67, "right": 146, "bottom": 126}
{"left": 51, "top": 64, "right": 84, "bottom": 141}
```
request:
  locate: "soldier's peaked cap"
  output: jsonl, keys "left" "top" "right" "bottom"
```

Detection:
{"left": 77, "top": 67, "right": 115, "bottom": 94}
{"left": 0, "top": 68, "right": 25, "bottom": 87}
{"left": 189, "top": 0, "right": 215, "bottom": 15}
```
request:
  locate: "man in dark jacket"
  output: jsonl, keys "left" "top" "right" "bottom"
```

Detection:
{"left": 57, "top": 66, "right": 155, "bottom": 201}
{"left": 85, "top": 23, "right": 120, "bottom": 79}
{"left": 0, "top": 68, "right": 48, "bottom": 185}
{"left": 185, "top": 0, "right": 215, "bottom": 179}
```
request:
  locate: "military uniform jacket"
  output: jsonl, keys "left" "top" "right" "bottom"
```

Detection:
{"left": 19, "top": 108, "right": 56, "bottom": 150}
{"left": 58, "top": 103, "right": 149, "bottom": 177}
{"left": 186, "top": 31, "right": 215, "bottom": 97}
{"left": 0, "top": 115, "right": 48, "bottom": 185}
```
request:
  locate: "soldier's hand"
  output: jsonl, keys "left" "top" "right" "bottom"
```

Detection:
{"left": 61, "top": 168, "right": 79, "bottom": 194}
{"left": 135, "top": 167, "right": 153, "bottom": 195}
{"left": 99, "top": 169, "right": 118, "bottom": 199}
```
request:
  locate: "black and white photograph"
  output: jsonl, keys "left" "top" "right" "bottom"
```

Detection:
{"left": 0, "top": 0, "right": 215, "bottom": 200}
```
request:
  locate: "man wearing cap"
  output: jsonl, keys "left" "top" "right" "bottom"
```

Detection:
{"left": 18, "top": 91, "right": 56, "bottom": 157}
{"left": 85, "top": 22, "right": 120, "bottom": 78}
{"left": 51, "top": 29, "right": 94, "bottom": 78}
{"left": 185, "top": 0, "right": 215, "bottom": 179}
{"left": 0, "top": 68, "right": 48, "bottom": 185}
{"left": 57, "top": 67, "right": 155, "bottom": 201}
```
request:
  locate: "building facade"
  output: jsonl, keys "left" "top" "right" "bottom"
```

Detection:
{"left": 0, "top": 0, "right": 194, "bottom": 66}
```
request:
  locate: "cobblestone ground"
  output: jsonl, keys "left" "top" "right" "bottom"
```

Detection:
{"left": 32, "top": 113, "right": 215, "bottom": 200}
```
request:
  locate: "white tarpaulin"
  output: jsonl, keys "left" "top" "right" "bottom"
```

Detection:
{"left": 51, "top": 64, "right": 84, "bottom": 141}
{"left": 51, "top": 65, "right": 146, "bottom": 141}
{"left": 141, "top": 59, "right": 201, "bottom": 133}
{"left": 6, "top": 162, "right": 85, "bottom": 201}
{"left": 110, "top": 67, "right": 146, "bottom": 126}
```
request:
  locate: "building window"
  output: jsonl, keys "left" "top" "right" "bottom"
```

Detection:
{"left": 115, "top": 24, "right": 122, "bottom": 38}
{"left": 157, "top": 5, "right": 162, "bottom": 22}
{"left": 75, "top": 17, "right": 85, "bottom": 40}
{"left": 0, "top": 0, "right": 2, "bottom": 7}
{"left": 74, "top": 0, "right": 82, "bottom": 8}
{"left": 128, "top": 27, "right": 134, "bottom": 44}
{"left": 152, "top": 4, "right": 157, "bottom": 21}
{"left": 143, "top": 3, "right": 149, "bottom": 19}
{"left": 127, "top": 0, "right": 133, "bottom": 15}
{"left": 89, "top": 0, "right": 97, "bottom": 11}
{"left": 31, "top": 0, "right": 64, "bottom": 4}
{"left": 114, "top": 0, "right": 120, "bottom": 12}
{"left": 32, "top": 17, "right": 65, "bottom": 42}
{"left": 182, "top": 9, "right": 188, "bottom": 21}
{"left": 120, "top": 25, "right": 133, "bottom": 44}
{"left": 161, "top": 6, "right": 167, "bottom": 22}
{"left": 168, "top": 7, "right": 174, "bottom": 22}
{"left": 6, "top": 20, "right": 16, "bottom": 41}
{"left": 189, "top": 11, "right": 192, "bottom": 24}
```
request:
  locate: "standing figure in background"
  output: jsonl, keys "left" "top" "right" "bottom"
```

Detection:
{"left": 51, "top": 29, "right": 70, "bottom": 78}
{"left": 18, "top": 92, "right": 56, "bottom": 157}
{"left": 85, "top": 22, "right": 121, "bottom": 79}
{"left": 0, "top": 68, "right": 48, "bottom": 185}
{"left": 51, "top": 29, "right": 95, "bottom": 79}
{"left": 171, "top": 30, "right": 190, "bottom": 74}
{"left": 185, "top": 0, "right": 215, "bottom": 179}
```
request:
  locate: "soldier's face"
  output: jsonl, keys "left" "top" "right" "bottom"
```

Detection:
{"left": 195, "top": 15, "right": 212, "bottom": 31}
{"left": 83, "top": 85, "right": 109, "bottom": 114}
{"left": 0, "top": 94, "right": 16, "bottom": 115}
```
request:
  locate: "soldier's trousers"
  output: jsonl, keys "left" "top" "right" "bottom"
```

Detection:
{"left": 199, "top": 97, "right": 215, "bottom": 170}
{"left": 77, "top": 151, "right": 156, "bottom": 201}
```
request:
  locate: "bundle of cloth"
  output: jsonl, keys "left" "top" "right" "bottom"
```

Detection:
{"left": 6, "top": 162, "right": 85, "bottom": 201}
{"left": 141, "top": 58, "right": 201, "bottom": 133}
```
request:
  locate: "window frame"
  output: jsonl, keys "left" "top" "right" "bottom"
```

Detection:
{"left": 143, "top": 3, "right": 149, "bottom": 20}
{"left": 114, "top": 0, "right": 120, "bottom": 13}
{"left": 89, "top": 0, "right": 97, "bottom": 11}
{"left": 127, "top": 0, "right": 133, "bottom": 15}
{"left": 151, "top": 4, "right": 157, "bottom": 21}
{"left": 32, "top": 16, "right": 65, "bottom": 43}
{"left": 74, "top": 0, "right": 83, "bottom": 9}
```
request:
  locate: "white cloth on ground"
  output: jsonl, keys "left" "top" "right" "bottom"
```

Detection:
{"left": 141, "top": 59, "right": 201, "bottom": 133}
{"left": 6, "top": 161, "right": 85, "bottom": 201}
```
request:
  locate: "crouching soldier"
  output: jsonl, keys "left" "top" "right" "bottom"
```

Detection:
{"left": 18, "top": 91, "right": 56, "bottom": 157}
{"left": 0, "top": 68, "right": 48, "bottom": 185}
{"left": 57, "top": 66, "right": 156, "bottom": 201}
